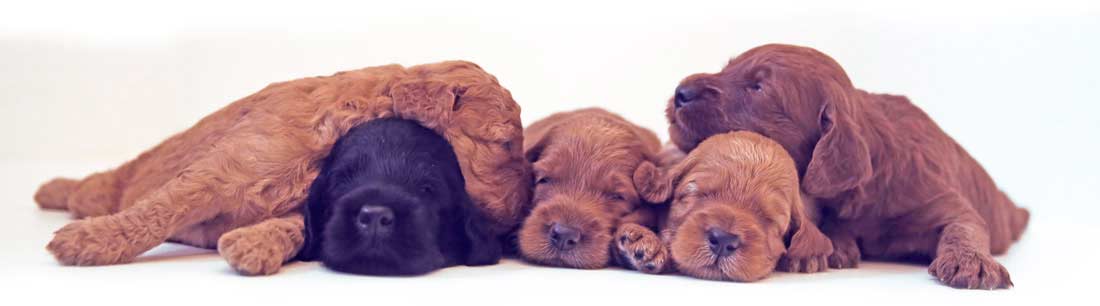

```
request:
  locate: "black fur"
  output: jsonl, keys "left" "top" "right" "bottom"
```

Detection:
{"left": 296, "top": 118, "right": 501, "bottom": 275}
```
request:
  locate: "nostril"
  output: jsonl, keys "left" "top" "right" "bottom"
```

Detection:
{"left": 359, "top": 206, "right": 395, "bottom": 228}
{"left": 707, "top": 228, "right": 740, "bottom": 257}
{"left": 548, "top": 223, "right": 581, "bottom": 251}
{"left": 674, "top": 85, "right": 701, "bottom": 108}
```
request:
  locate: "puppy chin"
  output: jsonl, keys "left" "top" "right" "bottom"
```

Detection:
{"left": 318, "top": 208, "right": 447, "bottom": 275}
{"left": 667, "top": 100, "right": 730, "bottom": 152}
{"left": 669, "top": 207, "right": 777, "bottom": 282}
{"left": 319, "top": 236, "right": 448, "bottom": 276}
{"left": 517, "top": 202, "right": 612, "bottom": 269}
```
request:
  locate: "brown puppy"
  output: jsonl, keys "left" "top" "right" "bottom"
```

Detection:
{"left": 631, "top": 131, "right": 832, "bottom": 281}
{"left": 517, "top": 108, "right": 664, "bottom": 270}
{"left": 668, "top": 44, "right": 1029, "bottom": 289}
{"left": 32, "top": 61, "right": 529, "bottom": 275}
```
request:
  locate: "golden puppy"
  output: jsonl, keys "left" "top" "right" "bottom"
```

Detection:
{"left": 517, "top": 108, "right": 664, "bottom": 270}
{"left": 33, "top": 61, "right": 529, "bottom": 275}
{"left": 631, "top": 131, "right": 833, "bottom": 281}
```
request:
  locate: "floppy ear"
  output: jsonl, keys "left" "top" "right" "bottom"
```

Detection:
{"left": 523, "top": 132, "right": 551, "bottom": 163}
{"left": 296, "top": 169, "right": 329, "bottom": 262}
{"left": 801, "top": 87, "right": 873, "bottom": 198}
{"left": 783, "top": 194, "right": 833, "bottom": 258}
{"left": 654, "top": 143, "right": 687, "bottom": 167}
{"left": 391, "top": 80, "right": 460, "bottom": 131}
{"left": 633, "top": 161, "right": 682, "bottom": 204}
{"left": 460, "top": 196, "right": 502, "bottom": 266}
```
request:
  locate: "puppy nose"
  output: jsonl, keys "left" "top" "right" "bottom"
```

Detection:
{"left": 706, "top": 229, "right": 740, "bottom": 257}
{"left": 548, "top": 223, "right": 581, "bottom": 251}
{"left": 357, "top": 206, "right": 395, "bottom": 229}
{"left": 674, "top": 84, "right": 702, "bottom": 108}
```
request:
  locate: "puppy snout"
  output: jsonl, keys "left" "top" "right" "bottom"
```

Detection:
{"left": 548, "top": 223, "right": 581, "bottom": 251}
{"left": 706, "top": 228, "right": 740, "bottom": 257}
{"left": 357, "top": 205, "right": 395, "bottom": 233}
{"left": 674, "top": 84, "right": 703, "bottom": 108}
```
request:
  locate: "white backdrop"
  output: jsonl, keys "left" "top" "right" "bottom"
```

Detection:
{"left": 1, "top": 0, "right": 1097, "bottom": 305}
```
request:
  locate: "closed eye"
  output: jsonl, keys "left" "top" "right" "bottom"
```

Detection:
{"left": 606, "top": 193, "right": 626, "bottom": 202}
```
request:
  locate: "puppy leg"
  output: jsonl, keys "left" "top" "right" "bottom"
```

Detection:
{"left": 46, "top": 163, "right": 223, "bottom": 266}
{"left": 34, "top": 178, "right": 80, "bottom": 210}
{"left": 36, "top": 171, "right": 122, "bottom": 218}
{"left": 926, "top": 194, "right": 1013, "bottom": 289}
{"left": 822, "top": 223, "right": 861, "bottom": 269}
{"left": 614, "top": 223, "right": 669, "bottom": 274}
{"left": 218, "top": 213, "right": 305, "bottom": 276}
{"left": 777, "top": 219, "right": 833, "bottom": 273}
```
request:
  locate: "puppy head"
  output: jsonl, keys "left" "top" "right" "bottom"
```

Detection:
{"left": 517, "top": 109, "right": 660, "bottom": 269}
{"left": 666, "top": 44, "right": 872, "bottom": 198}
{"left": 637, "top": 131, "right": 817, "bottom": 281}
{"left": 298, "top": 118, "right": 500, "bottom": 275}
{"left": 392, "top": 61, "right": 529, "bottom": 235}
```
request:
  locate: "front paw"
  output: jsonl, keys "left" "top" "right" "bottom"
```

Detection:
{"left": 217, "top": 228, "right": 285, "bottom": 276}
{"left": 777, "top": 252, "right": 830, "bottom": 273}
{"left": 929, "top": 251, "right": 1012, "bottom": 289}
{"left": 47, "top": 218, "right": 131, "bottom": 266}
{"left": 827, "top": 237, "right": 860, "bottom": 269}
{"left": 614, "top": 224, "right": 669, "bottom": 274}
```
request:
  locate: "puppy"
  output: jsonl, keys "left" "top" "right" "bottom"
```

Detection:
{"left": 667, "top": 44, "right": 1029, "bottom": 289}
{"left": 630, "top": 131, "right": 831, "bottom": 281}
{"left": 33, "top": 61, "right": 528, "bottom": 275}
{"left": 297, "top": 118, "right": 500, "bottom": 275}
{"left": 517, "top": 108, "right": 665, "bottom": 270}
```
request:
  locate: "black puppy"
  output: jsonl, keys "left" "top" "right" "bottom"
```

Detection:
{"left": 296, "top": 118, "right": 502, "bottom": 275}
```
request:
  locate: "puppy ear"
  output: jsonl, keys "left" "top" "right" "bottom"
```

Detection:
{"left": 391, "top": 80, "right": 460, "bottom": 131}
{"left": 460, "top": 196, "right": 502, "bottom": 266}
{"left": 296, "top": 169, "right": 330, "bottom": 262}
{"left": 653, "top": 142, "right": 688, "bottom": 167}
{"left": 802, "top": 89, "right": 873, "bottom": 198}
{"left": 783, "top": 194, "right": 833, "bottom": 259}
{"left": 633, "top": 161, "right": 678, "bottom": 204}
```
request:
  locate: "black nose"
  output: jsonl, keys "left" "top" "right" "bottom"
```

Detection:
{"left": 674, "top": 85, "right": 702, "bottom": 108}
{"left": 706, "top": 229, "right": 740, "bottom": 257}
{"left": 548, "top": 223, "right": 581, "bottom": 251}
{"left": 357, "top": 206, "right": 395, "bottom": 231}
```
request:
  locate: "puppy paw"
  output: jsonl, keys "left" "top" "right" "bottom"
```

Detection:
{"left": 47, "top": 218, "right": 132, "bottom": 266}
{"left": 35, "top": 178, "right": 78, "bottom": 210}
{"left": 827, "top": 236, "right": 861, "bottom": 269}
{"left": 929, "top": 251, "right": 1012, "bottom": 289}
{"left": 777, "top": 252, "right": 830, "bottom": 273}
{"left": 614, "top": 224, "right": 669, "bottom": 274}
{"left": 218, "top": 228, "right": 285, "bottom": 276}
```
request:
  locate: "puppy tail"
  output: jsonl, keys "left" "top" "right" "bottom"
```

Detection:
{"left": 1011, "top": 207, "right": 1030, "bottom": 241}
{"left": 33, "top": 178, "right": 79, "bottom": 211}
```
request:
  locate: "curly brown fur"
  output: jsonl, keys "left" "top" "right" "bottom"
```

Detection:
{"left": 517, "top": 108, "right": 664, "bottom": 270}
{"left": 34, "top": 61, "right": 528, "bottom": 275}
{"left": 667, "top": 44, "right": 1028, "bottom": 289}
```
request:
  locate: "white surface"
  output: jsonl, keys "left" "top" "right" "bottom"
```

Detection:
{"left": 2, "top": 0, "right": 1098, "bottom": 304}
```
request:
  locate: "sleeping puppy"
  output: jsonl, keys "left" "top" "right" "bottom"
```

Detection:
{"left": 34, "top": 61, "right": 527, "bottom": 275}
{"left": 297, "top": 118, "right": 501, "bottom": 275}
{"left": 667, "top": 44, "right": 1029, "bottom": 289}
{"left": 517, "top": 108, "right": 665, "bottom": 270}
{"left": 632, "top": 131, "right": 832, "bottom": 281}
